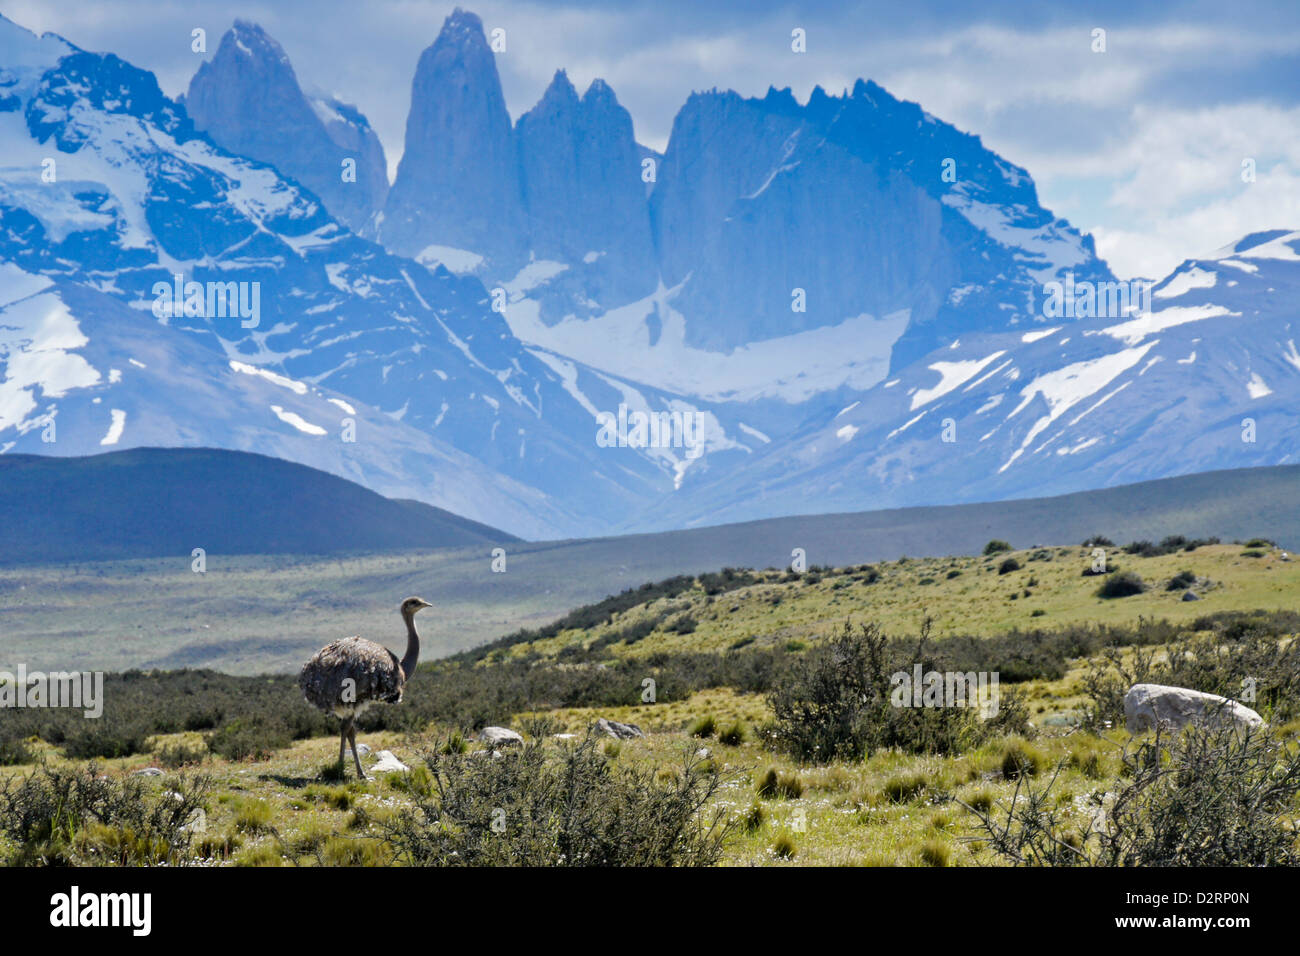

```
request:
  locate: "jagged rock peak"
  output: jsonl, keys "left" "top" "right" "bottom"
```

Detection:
{"left": 223, "top": 19, "right": 291, "bottom": 66}
{"left": 540, "top": 69, "right": 579, "bottom": 107}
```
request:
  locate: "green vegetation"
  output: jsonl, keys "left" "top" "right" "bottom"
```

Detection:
{"left": 2, "top": 533, "right": 1298, "bottom": 867}
{"left": 0, "top": 765, "right": 208, "bottom": 866}
{"left": 3, "top": 464, "right": 1296, "bottom": 676}
{"left": 963, "top": 725, "right": 1300, "bottom": 866}
{"left": 1096, "top": 571, "right": 1146, "bottom": 598}
{"left": 379, "top": 733, "right": 732, "bottom": 866}
{"left": 765, "top": 621, "right": 1029, "bottom": 761}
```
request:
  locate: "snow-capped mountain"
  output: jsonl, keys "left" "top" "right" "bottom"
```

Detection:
{"left": 2, "top": 9, "right": 1294, "bottom": 541}
{"left": 360, "top": 10, "right": 1115, "bottom": 424}
{"left": 0, "top": 13, "right": 690, "bottom": 538}
{"left": 0, "top": 262, "right": 569, "bottom": 537}
{"left": 184, "top": 20, "right": 388, "bottom": 234}
{"left": 651, "top": 230, "right": 1300, "bottom": 527}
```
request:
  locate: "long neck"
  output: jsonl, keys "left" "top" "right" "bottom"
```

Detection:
{"left": 400, "top": 612, "right": 420, "bottom": 679}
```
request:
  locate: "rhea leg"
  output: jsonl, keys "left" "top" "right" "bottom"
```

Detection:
{"left": 338, "top": 720, "right": 348, "bottom": 773}
{"left": 348, "top": 721, "right": 367, "bottom": 780}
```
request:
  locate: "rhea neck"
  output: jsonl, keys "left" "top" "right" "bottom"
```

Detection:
{"left": 399, "top": 608, "right": 421, "bottom": 679}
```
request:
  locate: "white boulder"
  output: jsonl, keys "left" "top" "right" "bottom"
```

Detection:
{"left": 478, "top": 726, "right": 524, "bottom": 748}
{"left": 1124, "top": 683, "right": 1263, "bottom": 734}
{"left": 368, "top": 750, "right": 409, "bottom": 773}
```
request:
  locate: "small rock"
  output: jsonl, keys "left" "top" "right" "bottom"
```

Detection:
{"left": 478, "top": 726, "right": 524, "bottom": 748}
{"left": 368, "top": 750, "right": 409, "bottom": 773}
{"left": 1281, "top": 552, "right": 1291, "bottom": 562}
{"left": 132, "top": 767, "right": 164, "bottom": 777}
{"left": 344, "top": 743, "right": 372, "bottom": 759}
{"left": 593, "top": 718, "right": 645, "bottom": 739}
{"left": 1181, "top": 590, "right": 1201, "bottom": 601}
{"left": 1124, "top": 682, "right": 1263, "bottom": 734}
{"left": 552, "top": 733, "right": 577, "bottom": 740}
{"left": 695, "top": 747, "right": 711, "bottom": 759}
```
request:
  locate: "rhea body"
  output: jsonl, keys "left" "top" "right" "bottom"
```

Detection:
{"left": 298, "top": 597, "right": 431, "bottom": 779}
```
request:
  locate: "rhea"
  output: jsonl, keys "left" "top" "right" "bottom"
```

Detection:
{"left": 298, "top": 596, "right": 432, "bottom": 779}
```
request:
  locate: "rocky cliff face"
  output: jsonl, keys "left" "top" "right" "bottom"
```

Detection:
{"left": 516, "top": 71, "right": 657, "bottom": 320}
{"left": 185, "top": 20, "right": 388, "bottom": 233}
{"left": 649, "top": 80, "right": 1113, "bottom": 363}
{"left": 378, "top": 8, "right": 524, "bottom": 272}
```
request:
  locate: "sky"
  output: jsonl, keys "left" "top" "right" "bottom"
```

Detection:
{"left": 6, "top": 0, "right": 1300, "bottom": 279}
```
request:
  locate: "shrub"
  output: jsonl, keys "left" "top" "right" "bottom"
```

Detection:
{"left": 756, "top": 768, "right": 804, "bottom": 800}
{"left": 0, "top": 734, "right": 34, "bottom": 766}
{"left": 984, "top": 540, "right": 1013, "bottom": 555}
{"left": 961, "top": 725, "right": 1300, "bottom": 866}
{"left": 1165, "top": 570, "right": 1197, "bottom": 591}
{"left": 1083, "top": 621, "right": 1300, "bottom": 726}
{"left": 667, "top": 614, "right": 698, "bottom": 635}
{"left": 999, "top": 739, "right": 1043, "bottom": 780}
{"left": 919, "top": 838, "right": 951, "bottom": 867}
{"left": 0, "top": 765, "right": 208, "bottom": 866}
{"left": 998, "top": 558, "right": 1021, "bottom": 575}
{"left": 766, "top": 620, "right": 1030, "bottom": 763}
{"left": 1096, "top": 571, "right": 1145, "bottom": 598}
{"left": 379, "top": 735, "right": 734, "bottom": 866}
{"left": 156, "top": 739, "right": 207, "bottom": 768}
{"left": 717, "top": 721, "right": 747, "bottom": 746}
{"left": 1082, "top": 535, "right": 1115, "bottom": 548}
{"left": 207, "top": 717, "right": 291, "bottom": 762}
{"left": 772, "top": 833, "right": 797, "bottom": 859}
{"left": 688, "top": 715, "right": 717, "bottom": 738}
{"left": 883, "top": 772, "right": 929, "bottom": 803}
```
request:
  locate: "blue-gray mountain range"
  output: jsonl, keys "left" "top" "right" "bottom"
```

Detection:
{"left": 0, "top": 9, "right": 1294, "bottom": 539}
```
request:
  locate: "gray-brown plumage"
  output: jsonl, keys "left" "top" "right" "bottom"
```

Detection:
{"left": 299, "top": 596, "right": 431, "bottom": 779}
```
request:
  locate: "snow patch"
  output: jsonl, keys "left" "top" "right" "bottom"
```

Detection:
{"left": 911, "top": 351, "right": 1006, "bottom": 411}
{"left": 1246, "top": 373, "right": 1273, "bottom": 399}
{"left": 1101, "top": 305, "right": 1234, "bottom": 346}
{"left": 228, "top": 360, "right": 308, "bottom": 394}
{"left": 416, "top": 245, "right": 485, "bottom": 274}
{"left": 270, "top": 404, "right": 326, "bottom": 435}
{"left": 99, "top": 408, "right": 126, "bottom": 445}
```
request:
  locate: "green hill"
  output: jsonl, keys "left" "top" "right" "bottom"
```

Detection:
{"left": 0, "top": 461, "right": 1293, "bottom": 673}
{"left": 0, "top": 447, "right": 517, "bottom": 565}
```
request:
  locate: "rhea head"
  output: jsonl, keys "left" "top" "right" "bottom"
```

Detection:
{"left": 401, "top": 596, "right": 433, "bottom": 617}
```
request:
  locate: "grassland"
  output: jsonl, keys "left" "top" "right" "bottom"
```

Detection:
{"left": 488, "top": 542, "right": 1300, "bottom": 661}
{"left": 2, "top": 463, "right": 1296, "bottom": 675}
{"left": 2, "top": 537, "right": 1297, "bottom": 867}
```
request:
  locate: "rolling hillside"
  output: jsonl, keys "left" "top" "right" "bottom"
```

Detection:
{"left": 0, "top": 460, "right": 1293, "bottom": 673}
{"left": 0, "top": 447, "right": 517, "bottom": 565}
{"left": 473, "top": 541, "right": 1298, "bottom": 663}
